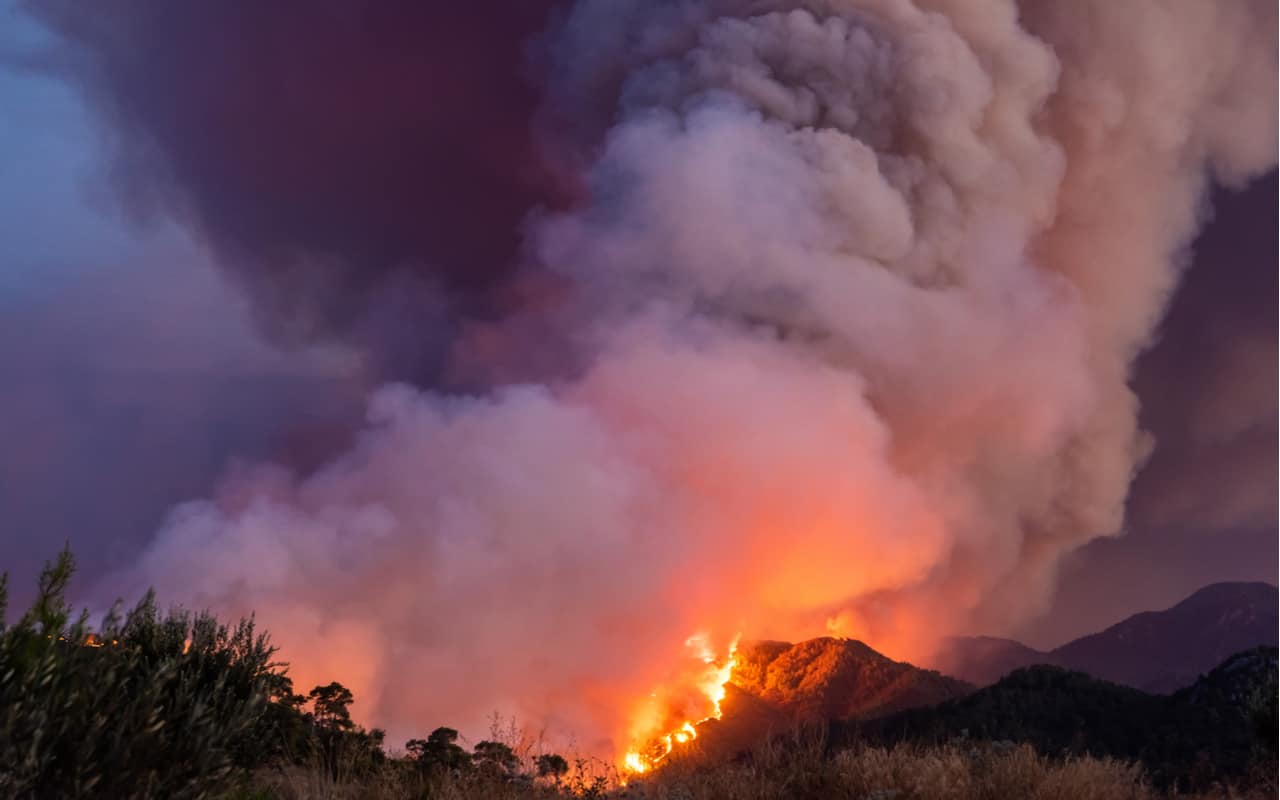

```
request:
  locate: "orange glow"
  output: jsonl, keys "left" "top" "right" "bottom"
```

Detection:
{"left": 53, "top": 633, "right": 119, "bottom": 648}
{"left": 621, "top": 633, "right": 739, "bottom": 775}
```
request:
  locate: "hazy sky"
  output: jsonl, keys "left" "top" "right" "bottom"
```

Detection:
{"left": 0, "top": 1, "right": 1274, "bottom": 649}
{"left": 0, "top": 2, "right": 363, "bottom": 595}
{"left": 1024, "top": 173, "right": 1277, "bottom": 647}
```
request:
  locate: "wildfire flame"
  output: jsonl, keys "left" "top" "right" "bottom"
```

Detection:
{"left": 49, "top": 633, "right": 119, "bottom": 648}
{"left": 622, "top": 633, "right": 740, "bottom": 775}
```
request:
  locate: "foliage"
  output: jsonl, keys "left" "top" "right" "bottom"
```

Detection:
{"left": 473, "top": 740, "right": 521, "bottom": 778}
{"left": 407, "top": 727, "right": 471, "bottom": 774}
{"left": 855, "top": 653, "right": 1280, "bottom": 791}
{"left": 293, "top": 680, "right": 386, "bottom": 783}
{"left": 308, "top": 683, "right": 356, "bottom": 731}
{"left": 0, "top": 547, "right": 280, "bottom": 799}
{"left": 537, "top": 753, "right": 570, "bottom": 781}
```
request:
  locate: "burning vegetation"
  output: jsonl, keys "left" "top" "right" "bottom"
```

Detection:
{"left": 622, "top": 634, "right": 740, "bottom": 775}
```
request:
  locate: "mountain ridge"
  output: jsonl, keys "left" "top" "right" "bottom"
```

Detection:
{"left": 691, "top": 636, "right": 973, "bottom": 763}
{"left": 931, "top": 580, "right": 1278, "bottom": 692}
{"left": 685, "top": 582, "right": 1276, "bottom": 769}
{"left": 852, "top": 646, "right": 1279, "bottom": 790}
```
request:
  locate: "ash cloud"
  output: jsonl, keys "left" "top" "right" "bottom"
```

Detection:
{"left": 24, "top": 1, "right": 567, "bottom": 381}
{"left": 28, "top": 0, "right": 1278, "bottom": 755}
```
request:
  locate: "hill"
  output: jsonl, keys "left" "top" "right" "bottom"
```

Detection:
{"left": 931, "top": 635, "right": 1061, "bottom": 687}
{"left": 694, "top": 637, "right": 973, "bottom": 760}
{"left": 933, "top": 581, "right": 1278, "bottom": 692}
{"left": 851, "top": 647, "right": 1279, "bottom": 789}
{"left": 731, "top": 637, "right": 974, "bottom": 721}
{"left": 1051, "top": 582, "right": 1278, "bottom": 692}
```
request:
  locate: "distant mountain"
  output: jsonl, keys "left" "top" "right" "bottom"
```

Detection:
{"left": 1051, "top": 582, "right": 1278, "bottom": 693}
{"left": 930, "top": 635, "right": 1060, "bottom": 687}
{"left": 855, "top": 647, "right": 1279, "bottom": 790}
{"left": 933, "top": 581, "right": 1278, "bottom": 693}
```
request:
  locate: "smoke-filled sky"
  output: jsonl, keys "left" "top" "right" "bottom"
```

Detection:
{"left": 1, "top": 0, "right": 1275, "bottom": 752}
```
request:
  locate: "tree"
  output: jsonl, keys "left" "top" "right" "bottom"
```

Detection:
{"left": 408, "top": 726, "right": 470, "bottom": 773}
{"left": 304, "top": 682, "right": 392, "bottom": 780}
{"left": 237, "top": 670, "right": 312, "bottom": 764}
{"left": 308, "top": 681, "right": 355, "bottom": 731}
{"left": 472, "top": 740, "right": 519, "bottom": 778}
{"left": 536, "top": 753, "right": 569, "bottom": 782}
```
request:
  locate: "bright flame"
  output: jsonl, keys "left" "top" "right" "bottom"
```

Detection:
{"left": 621, "top": 633, "right": 740, "bottom": 775}
{"left": 52, "top": 633, "right": 119, "bottom": 648}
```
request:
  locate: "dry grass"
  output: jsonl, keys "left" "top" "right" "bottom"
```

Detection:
{"left": 620, "top": 730, "right": 1161, "bottom": 800}
{"left": 248, "top": 764, "right": 423, "bottom": 800}
{"left": 237, "top": 729, "right": 1275, "bottom": 800}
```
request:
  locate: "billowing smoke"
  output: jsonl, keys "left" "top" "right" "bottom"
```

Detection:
{"left": 35, "top": 0, "right": 1277, "bottom": 754}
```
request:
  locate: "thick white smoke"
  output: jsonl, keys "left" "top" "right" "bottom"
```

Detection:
{"left": 114, "top": 0, "right": 1276, "bottom": 753}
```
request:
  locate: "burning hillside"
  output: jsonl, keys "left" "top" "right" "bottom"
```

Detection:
{"left": 622, "top": 634, "right": 739, "bottom": 774}
{"left": 731, "top": 638, "right": 972, "bottom": 722}
{"left": 35, "top": 0, "right": 1278, "bottom": 761}
{"left": 621, "top": 635, "right": 974, "bottom": 775}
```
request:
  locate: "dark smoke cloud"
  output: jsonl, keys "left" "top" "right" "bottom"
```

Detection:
{"left": 25, "top": 1, "right": 568, "bottom": 380}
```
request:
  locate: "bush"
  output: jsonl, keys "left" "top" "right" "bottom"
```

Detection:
{"left": 0, "top": 547, "right": 281, "bottom": 799}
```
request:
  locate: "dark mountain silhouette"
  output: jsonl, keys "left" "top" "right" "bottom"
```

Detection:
{"left": 1051, "top": 582, "right": 1278, "bottom": 692}
{"left": 932, "top": 581, "right": 1278, "bottom": 692}
{"left": 853, "top": 647, "right": 1279, "bottom": 789}
{"left": 930, "top": 635, "right": 1059, "bottom": 687}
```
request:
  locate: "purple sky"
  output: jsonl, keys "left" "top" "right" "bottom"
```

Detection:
{"left": 1023, "top": 174, "right": 1277, "bottom": 646}
{"left": 0, "top": 1, "right": 1274, "bottom": 648}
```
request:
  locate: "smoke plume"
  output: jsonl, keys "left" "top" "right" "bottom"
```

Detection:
{"left": 36, "top": 0, "right": 1277, "bottom": 754}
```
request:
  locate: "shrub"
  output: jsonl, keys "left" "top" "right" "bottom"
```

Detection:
{"left": 0, "top": 547, "right": 281, "bottom": 799}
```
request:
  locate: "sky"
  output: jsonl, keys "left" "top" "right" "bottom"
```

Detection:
{"left": 0, "top": 2, "right": 364, "bottom": 593}
{"left": 0, "top": 0, "right": 1274, "bottom": 655}
{"left": 1025, "top": 173, "right": 1277, "bottom": 647}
